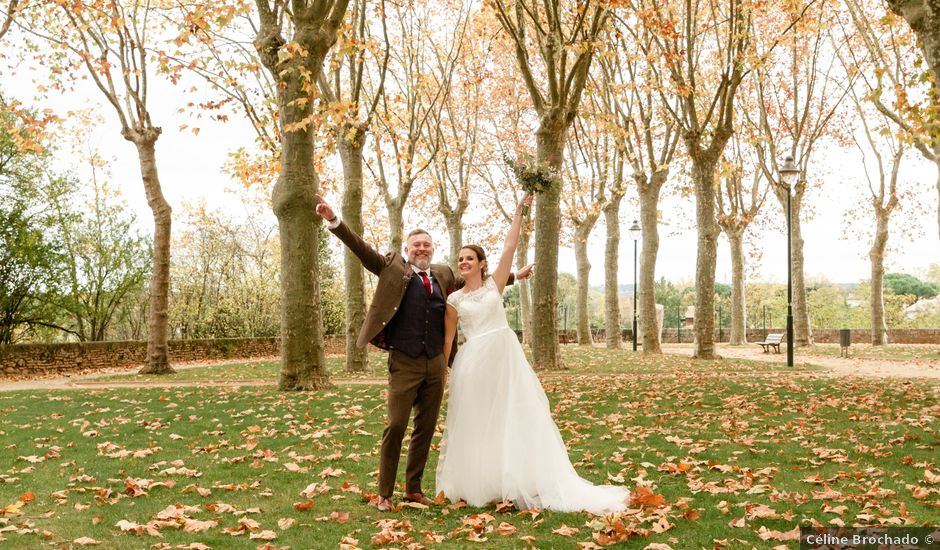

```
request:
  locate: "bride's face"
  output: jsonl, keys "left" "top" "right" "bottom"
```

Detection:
{"left": 457, "top": 248, "right": 486, "bottom": 278}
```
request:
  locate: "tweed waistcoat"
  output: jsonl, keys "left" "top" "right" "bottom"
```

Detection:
{"left": 385, "top": 273, "right": 445, "bottom": 358}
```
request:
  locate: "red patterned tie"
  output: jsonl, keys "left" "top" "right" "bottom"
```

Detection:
{"left": 418, "top": 271, "right": 432, "bottom": 296}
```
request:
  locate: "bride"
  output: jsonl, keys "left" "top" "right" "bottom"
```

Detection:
{"left": 436, "top": 194, "right": 630, "bottom": 515}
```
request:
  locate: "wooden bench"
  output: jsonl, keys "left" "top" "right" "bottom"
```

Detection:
{"left": 756, "top": 333, "right": 784, "bottom": 354}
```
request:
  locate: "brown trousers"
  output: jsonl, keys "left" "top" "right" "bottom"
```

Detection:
{"left": 379, "top": 349, "right": 446, "bottom": 498}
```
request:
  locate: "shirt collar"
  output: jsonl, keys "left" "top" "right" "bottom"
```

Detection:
{"left": 411, "top": 264, "right": 432, "bottom": 278}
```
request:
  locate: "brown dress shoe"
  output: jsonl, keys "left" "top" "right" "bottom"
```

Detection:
{"left": 376, "top": 496, "right": 393, "bottom": 512}
{"left": 403, "top": 492, "right": 433, "bottom": 505}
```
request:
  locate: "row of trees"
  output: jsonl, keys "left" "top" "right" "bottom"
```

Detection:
{"left": 1, "top": 0, "right": 937, "bottom": 386}
{"left": 653, "top": 275, "right": 940, "bottom": 333}
{"left": 0, "top": 112, "right": 346, "bottom": 344}
{"left": 0, "top": 113, "right": 150, "bottom": 344}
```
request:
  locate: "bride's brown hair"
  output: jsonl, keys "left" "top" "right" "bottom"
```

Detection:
{"left": 460, "top": 245, "right": 489, "bottom": 279}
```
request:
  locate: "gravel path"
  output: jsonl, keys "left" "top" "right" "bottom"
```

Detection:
{"left": 1, "top": 345, "right": 938, "bottom": 392}
{"left": 662, "top": 343, "right": 940, "bottom": 379}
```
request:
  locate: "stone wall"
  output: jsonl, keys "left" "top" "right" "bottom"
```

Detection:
{"left": 807, "top": 329, "right": 940, "bottom": 344}
{"left": 0, "top": 336, "right": 346, "bottom": 378}
{"left": 585, "top": 328, "right": 940, "bottom": 345}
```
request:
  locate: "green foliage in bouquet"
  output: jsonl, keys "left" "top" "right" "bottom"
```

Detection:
{"left": 503, "top": 153, "right": 561, "bottom": 195}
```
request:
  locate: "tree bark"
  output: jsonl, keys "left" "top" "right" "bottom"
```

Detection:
{"left": 603, "top": 194, "right": 622, "bottom": 349}
{"left": 254, "top": 1, "right": 348, "bottom": 390}
{"left": 531, "top": 113, "right": 567, "bottom": 370}
{"left": 446, "top": 218, "right": 463, "bottom": 272}
{"left": 337, "top": 135, "right": 368, "bottom": 373}
{"left": 789, "top": 196, "right": 812, "bottom": 346}
{"left": 638, "top": 173, "right": 665, "bottom": 353}
{"left": 771, "top": 186, "right": 813, "bottom": 346}
{"left": 727, "top": 230, "right": 747, "bottom": 345}
{"left": 573, "top": 224, "right": 593, "bottom": 345}
{"left": 387, "top": 198, "right": 404, "bottom": 253}
{"left": 516, "top": 234, "right": 534, "bottom": 345}
{"left": 273, "top": 129, "right": 328, "bottom": 390}
{"left": 691, "top": 159, "right": 720, "bottom": 359}
{"left": 870, "top": 211, "right": 890, "bottom": 345}
{"left": 866, "top": 149, "right": 901, "bottom": 346}
{"left": 132, "top": 132, "right": 174, "bottom": 375}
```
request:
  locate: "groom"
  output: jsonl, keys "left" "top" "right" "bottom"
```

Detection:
{"left": 315, "top": 196, "right": 533, "bottom": 512}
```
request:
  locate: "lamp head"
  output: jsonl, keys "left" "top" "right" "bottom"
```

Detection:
{"left": 628, "top": 220, "right": 641, "bottom": 241}
{"left": 779, "top": 155, "right": 800, "bottom": 187}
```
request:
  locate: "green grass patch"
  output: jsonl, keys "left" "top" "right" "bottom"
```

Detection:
{"left": 1, "top": 366, "right": 937, "bottom": 548}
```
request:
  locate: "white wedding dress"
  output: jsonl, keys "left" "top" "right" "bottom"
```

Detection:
{"left": 436, "top": 277, "right": 629, "bottom": 515}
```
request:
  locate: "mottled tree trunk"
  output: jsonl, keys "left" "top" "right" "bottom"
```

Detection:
{"left": 516, "top": 234, "right": 534, "bottom": 344}
{"left": 870, "top": 211, "right": 890, "bottom": 345}
{"left": 273, "top": 128, "right": 327, "bottom": 390}
{"left": 790, "top": 211, "right": 812, "bottom": 346}
{"left": 387, "top": 198, "right": 404, "bottom": 253}
{"left": 254, "top": 2, "right": 346, "bottom": 390}
{"left": 772, "top": 187, "right": 813, "bottom": 346}
{"left": 603, "top": 195, "right": 622, "bottom": 349}
{"left": 691, "top": 159, "right": 720, "bottom": 359}
{"left": 132, "top": 133, "right": 174, "bottom": 375}
{"left": 337, "top": 136, "right": 368, "bottom": 372}
{"left": 727, "top": 230, "right": 747, "bottom": 345}
{"left": 531, "top": 114, "right": 567, "bottom": 370}
{"left": 638, "top": 173, "right": 665, "bottom": 353}
{"left": 574, "top": 225, "right": 593, "bottom": 345}
{"left": 447, "top": 220, "right": 463, "bottom": 272}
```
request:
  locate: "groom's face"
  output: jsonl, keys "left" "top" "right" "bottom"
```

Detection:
{"left": 405, "top": 232, "right": 434, "bottom": 270}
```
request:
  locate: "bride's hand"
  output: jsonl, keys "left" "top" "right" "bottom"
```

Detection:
{"left": 517, "top": 193, "right": 534, "bottom": 214}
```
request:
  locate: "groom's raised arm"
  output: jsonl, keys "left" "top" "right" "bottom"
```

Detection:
{"left": 316, "top": 196, "right": 387, "bottom": 275}
{"left": 331, "top": 221, "right": 388, "bottom": 275}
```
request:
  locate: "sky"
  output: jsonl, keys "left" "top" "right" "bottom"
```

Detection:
{"left": 6, "top": 52, "right": 940, "bottom": 290}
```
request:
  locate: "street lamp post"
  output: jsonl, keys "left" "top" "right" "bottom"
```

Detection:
{"left": 629, "top": 220, "right": 641, "bottom": 351}
{"left": 778, "top": 155, "right": 800, "bottom": 367}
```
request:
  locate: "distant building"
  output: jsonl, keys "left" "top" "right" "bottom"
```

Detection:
{"left": 684, "top": 306, "right": 695, "bottom": 327}
{"left": 904, "top": 295, "right": 940, "bottom": 319}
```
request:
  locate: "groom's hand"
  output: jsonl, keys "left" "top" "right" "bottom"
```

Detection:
{"left": 515, "top": 262, "right": 536, "bottom": 281}
{"left": 314, "top": 195, "right": 337, "bottom": 223}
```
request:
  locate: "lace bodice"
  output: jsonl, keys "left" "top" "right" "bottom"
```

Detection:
{"left": 447, "top": 277, "right": 509, "bottom": 340}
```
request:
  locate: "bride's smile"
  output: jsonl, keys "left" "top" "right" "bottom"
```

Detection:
{"left": 456, "top": 249, "right": 486, "bottom": 278}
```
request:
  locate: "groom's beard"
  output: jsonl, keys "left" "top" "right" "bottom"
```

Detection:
{"left": 411, "top": 258, "right": 431, "bottom": 270}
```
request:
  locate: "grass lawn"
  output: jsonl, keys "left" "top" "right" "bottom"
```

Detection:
{"left": 1, "top": 348, "right": 937, "bottom": 548}
{"left": 803, "top": 343, "right": 940, "bottom": 362}
{"left": 92, "top": 344, "right": 822, "bottom": 384}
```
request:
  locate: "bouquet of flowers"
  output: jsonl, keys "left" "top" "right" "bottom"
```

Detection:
{"left": 503, "top": 153, "right": 561, "bottom": 195}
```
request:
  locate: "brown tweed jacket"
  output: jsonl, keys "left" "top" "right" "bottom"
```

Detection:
{"left": 329, "top": 221, "right": 514, "bottom": 354}
{"left": 331, "top": 221, "right": 459, "bottom": 350}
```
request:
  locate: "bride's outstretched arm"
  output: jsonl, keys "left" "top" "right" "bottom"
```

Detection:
{"left": 491, "top": 194, "right": 534, "bottom": 294}
{"left": 443, "top": 305, "right": 458, "bottom": 365}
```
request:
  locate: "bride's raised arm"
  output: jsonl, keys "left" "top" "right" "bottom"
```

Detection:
{"left": 491, "top": 194, "right": 534, "bottom": 294}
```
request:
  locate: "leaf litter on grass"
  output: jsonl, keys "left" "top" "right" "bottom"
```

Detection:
{"left": 0, "top": 348, "right": 937, "bottom": 548}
